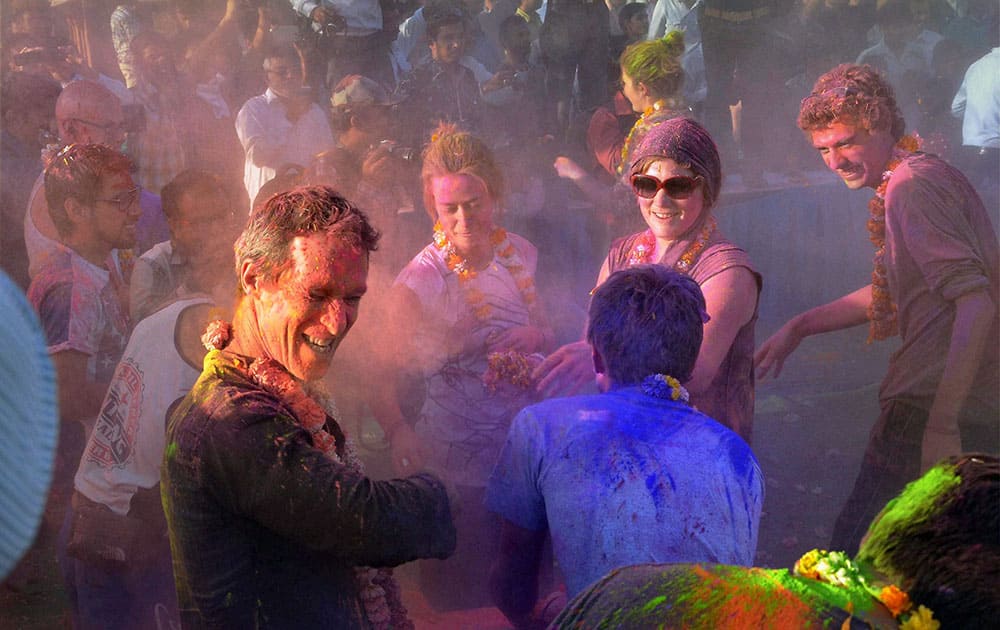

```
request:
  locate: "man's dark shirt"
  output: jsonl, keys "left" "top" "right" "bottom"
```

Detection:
{"left": 394, "top": 59, "right": 483, "bottom": 144}
{"left": 162, "top": 350, "right": 456, "bottom": 628}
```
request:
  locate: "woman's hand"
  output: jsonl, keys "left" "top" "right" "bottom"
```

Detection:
{"left": 754, "top": 321, "right": 803, "bottom": 380}
{"left": 553, "top": 156, "right": 588, "bottom": 182}
{"left": 389, "top": 424, "right": 425, "bottom": 477}
{"left": 488, "top": 326, "right": 546, "bottom": 354}
{"left": 532, "top": 341, "right": 594, "bottom": 398}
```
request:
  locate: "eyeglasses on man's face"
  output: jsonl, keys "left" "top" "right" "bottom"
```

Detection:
{"left": 94, "top": 186, "right": 141, "bottom": 212}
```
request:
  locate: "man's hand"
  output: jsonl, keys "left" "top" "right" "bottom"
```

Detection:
{"left": 754, "top": 321, "right": 803, "bottom": 380}
{"left": 532, "top": 341, "right": 594, "bottom": 398}
{"left": 361, "top": 143, "right": 403, "bottom": 187}
{"left": 389, "top": 424, "right": 425, "bottom": 477}
{"left": 488, "top": 326, "right": 546, "bottom": 354}
{"left": 482, "top": 69, "right": 516, "bottom": 93}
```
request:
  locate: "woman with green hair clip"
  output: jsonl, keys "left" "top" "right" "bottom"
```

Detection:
{"left": 576, "top": 30, "right": 691, "bottom": 179}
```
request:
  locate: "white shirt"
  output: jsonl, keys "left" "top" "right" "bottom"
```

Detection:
{"left": 647, "top": 0, "right": 705, "bottom": 104}
{"left": 951, "top": 48, "right": 1000, "bottom": 149}
{"left": 74, "top": 296, "right": 210, "bottom": 515}
{"left": 235, "top": 88, "right": 334, "bottom": 206}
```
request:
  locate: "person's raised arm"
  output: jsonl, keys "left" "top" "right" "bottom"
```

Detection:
{"left": 921, "top": 289, "right": 995, "bottom": 470}
{"left": 754, "top": 284, "right": 872, "bottom": 380}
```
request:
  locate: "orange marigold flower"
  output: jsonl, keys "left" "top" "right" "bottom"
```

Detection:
{"left": 878, "top": 584, "right": 911, "bottom": 618}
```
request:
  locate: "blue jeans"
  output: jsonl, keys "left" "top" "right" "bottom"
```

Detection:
{"left": 58, "top": 505, "right": 179, "bottom": 630}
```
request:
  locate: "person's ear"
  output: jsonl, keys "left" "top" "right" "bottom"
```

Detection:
{"left": 592, "top": 346, "right": 605, "bottom": 375}
{"left": 637, "top": 81, "right": 650, "bottom": 98}
{"left": 64, "top": 196, "right": 90, "bottom": 225}
{"left": 239, "top": 260, "right": 265, "bottom": 296}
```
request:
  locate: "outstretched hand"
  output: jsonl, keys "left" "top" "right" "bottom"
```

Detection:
{"left": 754, "top": 322, "right": 803, "bottom": 380}
{"left": 532, "top": 341, "right": 594, "bottom": 398}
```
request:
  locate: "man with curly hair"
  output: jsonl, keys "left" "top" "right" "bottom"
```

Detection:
{"left": 756, "top": 64, "right": 999, "bottom": 555}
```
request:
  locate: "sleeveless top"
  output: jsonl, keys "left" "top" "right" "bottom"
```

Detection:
{"left": 607, "top": 229, "right": 761, "bottom": 444}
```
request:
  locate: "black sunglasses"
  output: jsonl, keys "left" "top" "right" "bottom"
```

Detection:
{"left": 630, "top": 174, "right": 702, "bottom": 200}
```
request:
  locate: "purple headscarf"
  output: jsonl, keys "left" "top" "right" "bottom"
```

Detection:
{"left": 629, "top": 117, "right": 723, "bottom": 209}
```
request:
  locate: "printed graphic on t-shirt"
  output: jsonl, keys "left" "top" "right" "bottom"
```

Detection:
{"left": 86, "top": 358, "right": 144, "bottom": 468}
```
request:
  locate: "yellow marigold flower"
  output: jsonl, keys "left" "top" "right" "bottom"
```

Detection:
{"left": 899, "top": 605, "right": 939, "bottom": 630}
{"left": 794, "top": 549, "right": 822, "bottom": 579}
{"left": 491, "top": 228, "right": 508, "bottom": 246}
{"left": 878, "top": 585, "right": 911, "bottom": 617}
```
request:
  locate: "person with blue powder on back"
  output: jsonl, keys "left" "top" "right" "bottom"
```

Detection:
{"left": 485, "top": 264, "right": 763, "bottom": 628}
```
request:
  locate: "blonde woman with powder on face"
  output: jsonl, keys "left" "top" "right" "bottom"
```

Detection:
{"left": 370, "top": 124, "right": 554, "bottom": 611}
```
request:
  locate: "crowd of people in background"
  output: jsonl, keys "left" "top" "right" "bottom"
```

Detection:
{"left": 0, "top": 0, "right": 997, "bottom": 628}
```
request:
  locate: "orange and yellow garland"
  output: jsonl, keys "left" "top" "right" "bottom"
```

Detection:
{"left": 626, "top": 216, "right": 718, "bottom": 272}
{"left": 432, "top": 222, "right": 538, "bottom": 324}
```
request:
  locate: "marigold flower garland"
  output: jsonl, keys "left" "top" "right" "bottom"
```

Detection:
{"left": 793, "top": 549, "right": 938, "bottom": 629}
{"left": 617, "top": 99, "right": 686, "bottom": 176}
{"left": 626, "top": 216, "right": 717, "bottom": 272}
{"left": 866, "top": 144, "right": 911, "bottom": 342}
{"left": 640, "top": 373, "right": 690, "bottom": 403}
{"left": 200, "top": 321, "right": 413, "bottom": 630}
{"left": 482, "top": 350, "right": 544, "bottom": 393}
{"left": 432, "top": 222, "right": 538, "bottom": 324}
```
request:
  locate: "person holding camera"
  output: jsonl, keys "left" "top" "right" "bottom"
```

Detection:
{"left": 235, "top": 42, "right": 334, "bottom": 207}
{"left": 329, "top": 74, "right": 422, "bottom": 275}
{"left": 290, "top": 0, "right": 394, "bottom": 89}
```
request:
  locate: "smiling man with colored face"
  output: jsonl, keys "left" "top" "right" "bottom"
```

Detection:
{"left": 161, "top": 186, "right": 456, "bottom": 628}
{"left": 756, "top": 64, "right": 999, "bottom": 556}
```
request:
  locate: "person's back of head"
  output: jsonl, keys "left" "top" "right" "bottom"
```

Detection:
{"left": 856, "top": 454, "right": 1000, "bottom": 626}
{"left": 587, "top": 265, "right": 707, "bottom": 386}
{"left": 619, "top": 31, "right": 685, "bottom": 104}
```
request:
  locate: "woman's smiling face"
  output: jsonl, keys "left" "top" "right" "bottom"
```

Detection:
{"left": 636, "top": 158, "right": 707, "bottom": 243}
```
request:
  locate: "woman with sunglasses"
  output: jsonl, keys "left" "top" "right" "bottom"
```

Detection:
{"left": 538, "top": 117, "right": 760, "bottom": 444}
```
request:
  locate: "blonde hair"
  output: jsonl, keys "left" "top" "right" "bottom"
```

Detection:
{"left": 420, "top": 123, "right": 504, "bottom": 219}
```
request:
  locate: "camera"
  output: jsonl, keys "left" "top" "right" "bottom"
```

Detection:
{"left": 379, "top": 140, "right": 416, "bottom": 162}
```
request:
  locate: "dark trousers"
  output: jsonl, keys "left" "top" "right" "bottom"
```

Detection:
{"left": 830, "top": 398, "right": 1000, "bottom": 555}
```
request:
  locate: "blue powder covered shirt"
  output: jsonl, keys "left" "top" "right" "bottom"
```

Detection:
{"left": 485, "top": 386, "right": 763, "bottom": 597}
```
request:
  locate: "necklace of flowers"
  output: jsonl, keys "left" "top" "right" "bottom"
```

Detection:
{"left": 626, "top": 216, "right": 717, "bottom": 272}
{"left": 867, "top": 137, "right": 918, "bottom": 343}
{"left": 432, "top": 222, "right": 538, "bottom": 323}
{"left": 619, "top": 99, "right": 668, "bottom": 176}
{"left": 200, "top": 321, "right": 414, "bottom": 630}
{"left": 794, "top": 549, "right": 938, "bottom": 629}
{"left": 640, "top": 373, "right": 690, "bottom": 403}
